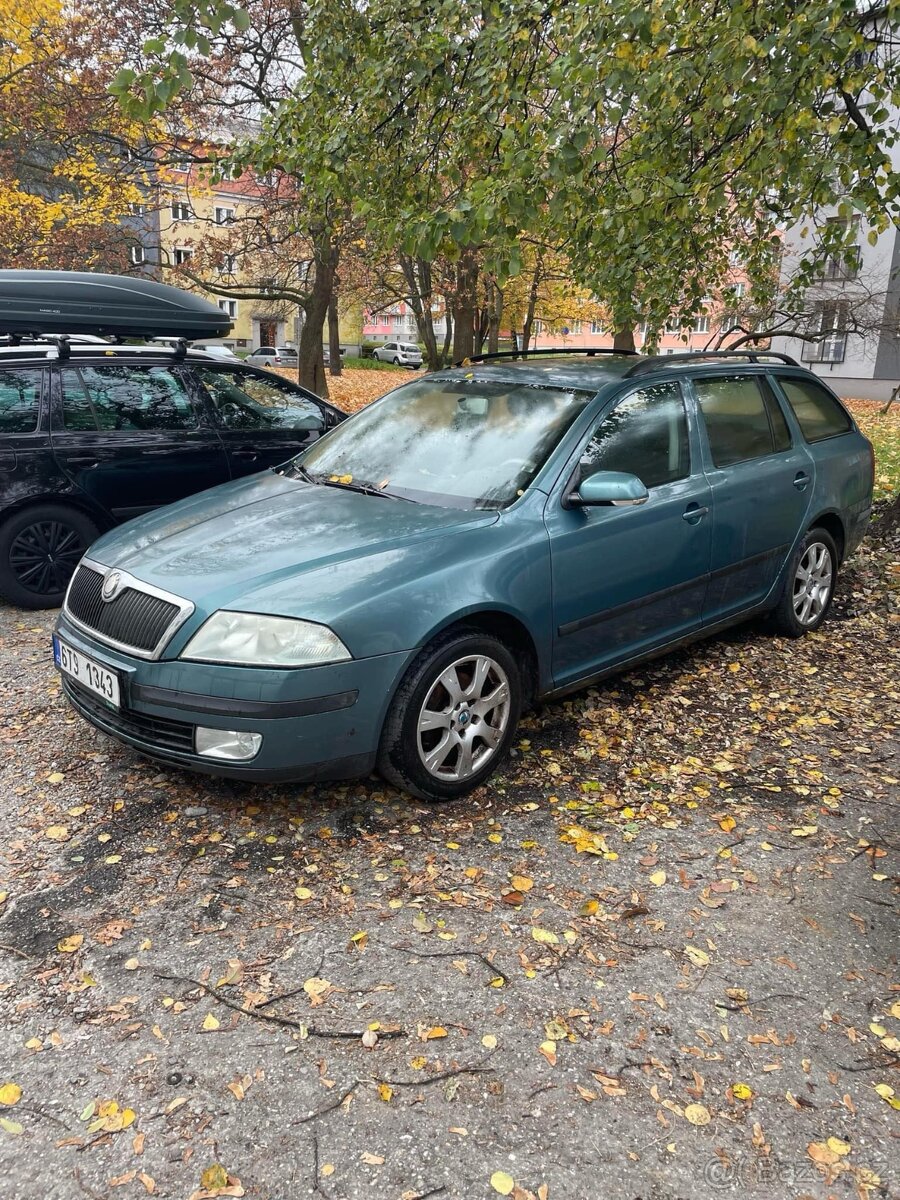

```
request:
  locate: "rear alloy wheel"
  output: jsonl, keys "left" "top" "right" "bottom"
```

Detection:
{"left": 393, "top": 356, "right": 401, "bottom": 366}
{"left": 0, "top": 504, "right": 98, "bottom": 609}
{"left": 770, "top": 528, "right": 838, "bottom": 637}
{"left": 378, "top": 630, "right": 522, "bottom": 801}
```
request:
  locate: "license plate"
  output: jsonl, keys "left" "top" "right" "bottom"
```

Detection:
{"left": 53, "top": 635, "right": 120, "bottom": 708}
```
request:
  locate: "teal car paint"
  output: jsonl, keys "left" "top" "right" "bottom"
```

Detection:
{"left": 54, "top": 354, "right": 873, "bottom": 800}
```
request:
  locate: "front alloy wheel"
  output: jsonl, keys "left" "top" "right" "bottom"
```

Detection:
{"left": 378, "top": 630, "right": 522, "bottom": 801}
{"left": 416, "top": 654, "right": 511, "bottom": 783}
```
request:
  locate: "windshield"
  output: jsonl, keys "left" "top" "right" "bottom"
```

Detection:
{"left": 296, "top": 376, "right": 593, "bottom": 509}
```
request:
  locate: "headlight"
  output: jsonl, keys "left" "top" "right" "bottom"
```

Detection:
{"left": 180, "top": 612, "right": 351, "bottom": 667}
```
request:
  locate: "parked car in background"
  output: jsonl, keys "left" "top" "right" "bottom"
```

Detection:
{"left": 372, "top": 341, "right": 423, "bottom": 367}
{"left": 190, "top": 342, "right": 240, "bottom": 361}
{"left": 0, "top": 343, "right": 343, "bottom": 608}
{"left": 246, "top": 346, "right": 299, "bottom": 367}
{"left": 52, "top": 349, "right": 872, "bottom": 801}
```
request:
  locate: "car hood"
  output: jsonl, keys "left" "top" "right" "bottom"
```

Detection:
{"left": 87, "top": 470, "right": 499, "bottom": 619}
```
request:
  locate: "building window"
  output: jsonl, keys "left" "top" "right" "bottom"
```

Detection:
{"left": 566, "top": 320, "right": 582, "bottom": 334}
{"left": 392, "top": 315, "right": 404, "bottom": 329}
{"left": 217, "top": 299, "right": 238, "bottom": 318}
{"left": 173, "top": 248, "right": 193, "bottom": 266}
{"left": 129, "top": 245, "right": 145, "bottom": 265}
{"left": 590, "top": 320, "right": 604, "bottom": 335}
{"left": 533, "top": 319, "right": 543, "bottom": 335}
{"left": 802, "top": 300, "right": 849, "bottom": 364}
{"left": 171, "top": 202, "right": 192, "bottom": 221}
{"left": 218, "top": 254, "right": 237, "bottom": 275}
{"left": 822, "top": 216, "right": 861, "bottom": 281}
{"left": 215, "top": 206, "right": 236, "bottom": 226}
{"left": 173, "top": 158, "right": 192, "bottom": 173}
{"left": 694, "top": 315, "right": 710, "bottom": 334}
{"left": 129, "top": 202, "right": 146, "bottom": 217}
{"left": 732, "top": 282, "right": 746, "bottom": 300}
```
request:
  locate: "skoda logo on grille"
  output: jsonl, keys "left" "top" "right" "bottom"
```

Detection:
{"left": 101, "top": 571, "right": 124, "bottom": 602}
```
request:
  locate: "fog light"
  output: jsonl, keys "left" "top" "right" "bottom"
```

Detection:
{"left": 195, "top": 727, "right": 262, "bottom": 761}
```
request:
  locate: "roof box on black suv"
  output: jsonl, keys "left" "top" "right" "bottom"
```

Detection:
{"left": 0, "top": 270, "right": 231, "bottom": 340}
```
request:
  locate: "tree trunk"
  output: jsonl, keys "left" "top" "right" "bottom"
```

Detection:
{"left": 440, "top": 310, "right": 453, "bottom": 368}
{"left": 451, "top": 249, "right": 479, "bottom": 363}
{"left": 488, "top": 283, "right": 502, "bottom": 355}
{"left": 613, "top": 323, "right": 636, "bottom": 352}
{"left": 521, "top": 253, "right": 543, "bottom": 353}
{"left": 327, "top": 288, "right": 341, "bottom": 377}
{"left": 297, "top": 231, "right": 338, "bottom": 396}
{"left": 400, "top": 255, "right": 440, "bottom": 371}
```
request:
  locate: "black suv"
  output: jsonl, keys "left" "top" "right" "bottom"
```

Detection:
{"left": 0, "top": 344, "right": 343, "bottom": 608}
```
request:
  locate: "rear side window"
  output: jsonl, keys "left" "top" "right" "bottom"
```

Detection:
{"left": 777, "top": 376, "right": 852, "bottom": 442}
{"left": 61, "top": 365, "right": 197, "bottom": 431}
{"left": 580, "top": 381, "right": 690, "bottom": 490}
{"left": 695, "top": 374, "right": 789, "bottom": 467}
{"left": 0, "top": 368, "right": 42, "bottom": 432}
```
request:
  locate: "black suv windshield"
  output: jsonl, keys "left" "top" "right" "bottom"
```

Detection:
{"left": 297, "top": 376, "right": 593, "bottom": 509}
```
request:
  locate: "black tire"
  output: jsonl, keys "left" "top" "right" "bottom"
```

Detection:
{"left": 769, "top": 528, "right": 838, "bottom": 638}
{"left": 0, "top": 504, "right": 99, "bottom": 609}
{"left": 377, "top": 629, "right": 522, "bottom": 802}
{"left": 393, "top": 356, "right": 401, "bottom": 366}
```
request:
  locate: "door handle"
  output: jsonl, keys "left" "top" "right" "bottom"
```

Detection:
{"left": 793, "top": 471, "right": 811, "bottom": 490}
{"left": 65, "top": 456, "right": 99, "bottom": 469}
{"left": 233, "top": 449, "right": 259, "bottom": 462}
{"left": 682, "top": 503, "right": 709, "bottom": 524}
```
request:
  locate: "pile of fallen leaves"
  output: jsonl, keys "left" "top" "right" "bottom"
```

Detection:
{"left": 273, "top": 366, "right": 425, "bottom": 414}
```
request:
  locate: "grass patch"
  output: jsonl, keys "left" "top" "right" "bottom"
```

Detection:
{"left": 846, "top": 400, "right": 900, "bottom": 502}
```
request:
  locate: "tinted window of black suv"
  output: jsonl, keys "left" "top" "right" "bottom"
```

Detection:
{"left": 0, "top": 350, "right": 342, "bottom": 610}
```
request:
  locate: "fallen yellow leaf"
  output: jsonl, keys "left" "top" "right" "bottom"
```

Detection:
{"left": 490, "top": 1171, "right": 515, "bottom": 1196}
{"left": 200, "top": 1164, "right": 229, "bottom": 1192}
{"left": 57, "top": 934, "right": 84, "bottom": 954}
{"left": 202, "top": 1013, "right": 221, "bottom": 1032}
{"left": 531, "top": 927, "right": 559, "bottom": 945}
{"left": 0, "top": 1084, "right": 22, "bottom": 1107}
{"left": 684, "top": 1103, "right": 711, "bottom": 1125}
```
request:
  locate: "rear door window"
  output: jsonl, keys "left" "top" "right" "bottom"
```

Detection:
{"left": 776, "top": 376, "right": 853, "bottom": 442}
{"left": 61, "top": 365, "right": 198, "bottom": 431}
{"left": 580, "top": 381, "right": 690, "bottom": 490}
{"left": 694, "top": 374, "right": 788, "bottom": 467}
{"left": 0, "top": 368, "right": 42, "bottom": 432}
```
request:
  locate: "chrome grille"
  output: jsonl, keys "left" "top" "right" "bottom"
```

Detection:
{"left": 64, "top": 561, "right": 193, "bottom": 659}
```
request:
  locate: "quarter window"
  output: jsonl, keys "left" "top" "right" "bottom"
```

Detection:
{"left": 580, "top": 382, "right": 690, "bottom": 490}
{"left": 777, "top": 377, "right": 852, "bottom": 442}
{"left": 61, "top": 365, "right": 197, "bottom": 431}
{"left": 695, "top": 374, "right": 790, "bottom": 467}
{"left": 0, "top": 368, "right": 42, "bottom": 432}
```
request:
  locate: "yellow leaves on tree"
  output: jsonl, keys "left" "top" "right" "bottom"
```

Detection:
{"left": 0, "top": 0, "right": 148, "bottom": 269}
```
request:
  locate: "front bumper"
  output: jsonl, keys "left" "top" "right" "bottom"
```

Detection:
{"left": 55, "top": 615, "right": 414, "bottom": 782}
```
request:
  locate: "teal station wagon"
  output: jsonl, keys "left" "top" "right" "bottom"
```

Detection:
{"left": 54, "top": 350, "right": 873, "bottom": 801}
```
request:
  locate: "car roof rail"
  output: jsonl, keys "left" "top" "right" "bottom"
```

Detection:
{"left": 624, "top": 350, "right": 799, "bottom": 377}
{"left": 456, "top": 347, "right": 640, "bottom": 367}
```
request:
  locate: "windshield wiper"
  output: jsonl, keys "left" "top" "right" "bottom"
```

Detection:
{"left": 277, "top": 461, "right": 316, "bottom": 482}
{"left": 318, "top": 476, "right": 415, "bottom": 501}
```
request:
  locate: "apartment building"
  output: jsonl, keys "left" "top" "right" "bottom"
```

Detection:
{"left": 156, "top": 153, "right": 291, "bottom": 350}
{"left": 771, "top": 212, "right": 900, "bottom": 402}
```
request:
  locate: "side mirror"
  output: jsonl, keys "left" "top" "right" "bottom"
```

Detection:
{"left": 567, "top": 470, "right": 650, "bottom": 508}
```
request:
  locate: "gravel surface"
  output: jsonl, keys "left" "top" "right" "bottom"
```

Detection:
{"left": 0, "top": 508, "right": 897, "bottom": 1200}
